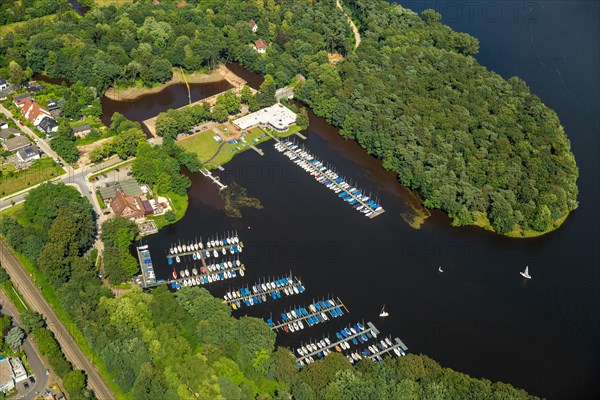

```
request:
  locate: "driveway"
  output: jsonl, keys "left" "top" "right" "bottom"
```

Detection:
{"left": 0, "top": 291, "right": 49, "bottom": 400}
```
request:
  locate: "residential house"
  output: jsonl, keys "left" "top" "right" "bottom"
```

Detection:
{"left": 17, "top": 145, "right": 41, "bottom": 163}
{"left": 249, "top": 19, "right": 258, "bottom": 33}
{"left": 0, "top": 120, "right": 7, "bottom": 130}
{"left": 110, "top": 189, "right": 149, "bottom": 221}
{"left": 254, "top": 39, "right": 268, "bottom": 53}
{"left": 0, "top": 357, "right": 28, "bottom": 393}
{"left": 39, "top": 116, "right": 59, "bottom": 135}
{"left": 0, "top": 128, "right": 21, "bottom": 141}
{"left": 2, "top": 136, "right": 30, "bottom": 152}
{"left": 0, "top": 78, "right": 8, "bottom": 91}
{"left": 21, "top": 98, "right": 52, "bottom": 126}
{"left": 73, "top": 123, "right": 92, "bottom": 138}
{"left": 177, "top": 1, "right": 187, "bottom": 8}
{"left": 13, "top": 93, "right": 32, "bottom": 108}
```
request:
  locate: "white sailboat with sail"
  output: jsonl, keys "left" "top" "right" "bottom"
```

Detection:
{"left": 379, "top": 305, "right": 389, "bottom": 318}
{"left": 520, "top": 265, "right": 532, "bottom": 279}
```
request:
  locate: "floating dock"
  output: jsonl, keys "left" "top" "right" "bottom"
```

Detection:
{"left": 273, "top": 139, "right": 384, "bottom": 219}
{"left": 268, "top": 297, "right": 349, "bottom": 333}
{"left": 136, "top": 245, "right": 160, "bottom": 288}
{"left": 295, "top": 322, "right": 379, "bottom": 366}
{"left": 225, "top": 275, "right": 305, "bottom": 309}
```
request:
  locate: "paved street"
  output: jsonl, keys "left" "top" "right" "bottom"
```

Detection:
{"left": 0, "top": 291, "right": 49, "bottom": 400}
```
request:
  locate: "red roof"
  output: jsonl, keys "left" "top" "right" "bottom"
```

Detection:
{"left": 254, "top": 39, "right": 268, "bottom": 50}
{"left": 250, "top": 19, "right": 257, "bottom": 28}
{"left": 22, "top": 101, "right": 50, "bottom": 123}
{"left": 177, "top": 1, "right": 187, "bottom": 8}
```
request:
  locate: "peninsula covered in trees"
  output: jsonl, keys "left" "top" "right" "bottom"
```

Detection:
{"left": 0, "top": 0, "right": 578, "bottom": 236}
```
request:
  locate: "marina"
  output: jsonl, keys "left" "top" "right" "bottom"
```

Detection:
{"left": 168, "top": 260, "right": 246, "bottom": 290}
{"left": 268, "top": 297, "right": 349, "bottom": 333}
{"left": 167, "top": 233, "right": 243, "bottom": 263}
{"left": 358, "top": 337, "right": 408, "bottom": 364}
{"left": 224, "top": 275, "right": 305, "bottom": 309}
{"left": 273, "top": 140, "right": 385, "bottom": 218}
{"left": 294, "top": 321, "right": 380, "bottom": 367}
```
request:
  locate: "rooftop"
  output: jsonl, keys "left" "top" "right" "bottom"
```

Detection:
{"left": 2, "top": 135, "right": 30, "bottom": 151}
{"left": 233, "top": 103, "right": 297, "bottom": 131}
{"left": 0, "top": 128, "right": 20, "bottom": 140}
{"left": 255, "top": 39, "right": 268, "bottom": 49}
{"left": 99, "top": 179, "right": 143, "bottom": 200}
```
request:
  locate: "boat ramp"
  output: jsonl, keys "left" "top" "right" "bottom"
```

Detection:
{"left": 268, "top": 297, "right": 349, "bottom": 333}
{"left": 274, "top": 140, "right": 385, "bottom": 219}
{"left": 224, "top": 275, "right": 305, "bottom": 309}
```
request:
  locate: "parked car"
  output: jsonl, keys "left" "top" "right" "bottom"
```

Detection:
{"left": 103, "top": 211, "right": 110, "bottom": 215}
{"left": 24, "top": 382, "right": 30, "bottom": 389}
{"left": 19, "top": 121, "right": 24, "bottom": 126}
{"left": 45, "top": 369, "right": 49, "bottom": 376}
{"left": 29, "top": 376, "right": 35, "bottom": 383}
{"left": 103, "top": 174, "right": 108, "bottom": 178}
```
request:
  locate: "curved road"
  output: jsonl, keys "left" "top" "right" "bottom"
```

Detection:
{"left": 337, "top": 0, "right": 361, "bottom": 49}
{"left": 0, "top": 239, "right": 115, "bottom": 400}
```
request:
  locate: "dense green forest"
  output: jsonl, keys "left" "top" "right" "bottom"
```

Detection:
{"left": 0, "top": 0, "right": 578, "bottom": 235}
{"left": 0, "top": 185, "right": 539, "bottom": 399}
{"left": 0, "top": 0, "right": 67, "bottom": 26}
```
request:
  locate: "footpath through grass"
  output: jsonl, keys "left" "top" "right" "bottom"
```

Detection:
{"left": 0, "top": 158, "right": 64, "bottom": 197}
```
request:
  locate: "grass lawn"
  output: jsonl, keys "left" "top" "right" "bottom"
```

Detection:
{"left": 0, "top": 203, "right": 24, "bottom": 219}
{"left": 1, "top": 163, "right": 16, "bottom": 173}
{"left": 1, "top": 281, "right": 29, "bottom": 313}
{"left": 96, "top": 192, "right": 106, "bottom": 209}
{"left": 179, "top": 124, "right": 306, "bottom": 169}
{"left": 93, "top": 0, "right": 134, "bottom": 6}
{"left": 0, "top": 15, "right": 55, "bottom": 36}
{"left": 0, "top": 158, "right": 64, "bottom": 197}
{"left": 148, "top": 192, "right": 188, "bottom": 230}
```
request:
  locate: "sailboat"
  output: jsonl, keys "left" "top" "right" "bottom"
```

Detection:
{"left": 520, "top": 265, "right": 532, "bottom": 279}
{"left": 379, "top": 305, "right": 389, "bottom": 318}
{"left": 438, "top": 266, "right": 443, "bottom": 273}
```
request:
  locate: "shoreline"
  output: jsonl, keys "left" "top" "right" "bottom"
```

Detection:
{"left": 104, "top": 65, "right": 247, "bottom": 101}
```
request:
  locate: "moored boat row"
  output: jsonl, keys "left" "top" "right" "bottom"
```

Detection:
{"left": 167, "top": 232, "right": 241, "bottom": 256}
{"left": 274, "top": 140, "right": 384, "bottom": 218}
{"left": 267, "top": 298, "right": 347, "bottom": 333}
{"left": 225, "top": 276, "right": 305, "bottom": 309}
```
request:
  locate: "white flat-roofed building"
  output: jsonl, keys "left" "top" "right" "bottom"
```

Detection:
{"left": 233, "top": 103, "right": 297, "bottom": 132}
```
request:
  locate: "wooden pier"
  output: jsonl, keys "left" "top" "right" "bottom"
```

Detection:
{"left": 225, "top": 276, "right": 305, "bottom": 307}
{"left": 200, "top": 168, "right": 227, "bottom": 189}
{"left": 250, "top": 145, "right": 264, "bottom": 156}
{"left": 296, "top": 322, "right": 380, "bottom": 365}
{"left": 270, "top": 297, "right": 349, "bottom": 332}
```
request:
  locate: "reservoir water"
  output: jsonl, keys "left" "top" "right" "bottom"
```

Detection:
{"left": 124, "top": 2, "right": 598, "bottom": 398}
